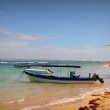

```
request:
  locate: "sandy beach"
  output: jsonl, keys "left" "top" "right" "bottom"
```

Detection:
{"left": 50, "top": 91, "right": 110, "bottom": 110}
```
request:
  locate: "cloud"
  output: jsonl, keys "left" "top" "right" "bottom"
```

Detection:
{"left": 0, "top": 29, "right": 49, "bottom": 52}
{"left": 0, "top": 29, "right": 48, "bottom": 59}
{"left": 0, "top": 39, "right": 29, "bottom": 48}
{"left": 34, "top": 46, "right": 110, "bottom": 61}
{"left": 0, "top": 41, "right": 110, "bottom": 60}
{"left": 0, "top": 29, "right": 47, "bottom": 41}
{"left": 0, "top": 29, "right": 110, "bottom": 61}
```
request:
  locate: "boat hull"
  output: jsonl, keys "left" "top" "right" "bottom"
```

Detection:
{"left": 27, "top": 75, "right": 95, "bottom": 84}
{"left": 24, "top": 70, "right": 96, "bottom": 84}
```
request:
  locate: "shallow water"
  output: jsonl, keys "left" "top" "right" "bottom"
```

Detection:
{"left": 0, "top": 61, "right": 110, "bottom": 110}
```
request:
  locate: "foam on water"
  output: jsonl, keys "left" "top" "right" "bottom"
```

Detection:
{"left": 48, "top": 95, "right": 86, "bottom": 106}
{"left": 0, "top": 61, "right": 8, "bottom": 64}
{"left": 21, "top": 106, "right": 44, "bottom": 110}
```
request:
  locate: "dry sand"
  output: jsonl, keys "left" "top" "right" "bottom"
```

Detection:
{"left": 50, "top": 91, "right": 110, "bottom": 110}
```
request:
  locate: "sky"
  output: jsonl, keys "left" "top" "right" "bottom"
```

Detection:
{"left": 0, "top": 0, "right": 110, "bottom": 61}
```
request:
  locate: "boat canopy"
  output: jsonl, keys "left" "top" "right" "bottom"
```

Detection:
{"left": 41, "top": 64, "right": 81, "bottom": 68}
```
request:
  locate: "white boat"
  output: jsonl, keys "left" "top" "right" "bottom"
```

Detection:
{"left": 23, "top": 65, "right": 104, "bottom": 84}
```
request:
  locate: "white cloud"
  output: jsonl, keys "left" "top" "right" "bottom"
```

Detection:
{"left": 0, "top": 42, "right": 110, "bottom": 60}
{"left": 0, "top": 39, "right": 29, "bottom": 48}
{"left": 0, "top": 29, "right": 47, "bottom": 41}
{"left": 0, "top": 29, "right": 110, "bottom": 61}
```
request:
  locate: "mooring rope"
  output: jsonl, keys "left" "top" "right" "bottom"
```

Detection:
{"left": 15, "top": 70, "right": 25, "bottom": 81}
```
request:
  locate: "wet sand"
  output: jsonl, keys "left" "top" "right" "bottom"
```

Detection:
{"left": 50, "top": 91, "right": 110, "bottom": 110}
{"left": 0, "top": 92, "right": 110, "bottom": 110}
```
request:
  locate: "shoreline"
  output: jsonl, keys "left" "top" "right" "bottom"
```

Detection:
{"left": 50, "top": 91, "right": 110, "bottom": 110}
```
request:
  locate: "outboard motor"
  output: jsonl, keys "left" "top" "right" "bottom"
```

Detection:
{"left": 93, "top": 73, "right": 104, "bottom": 83}
{"left": 98, "top": 78, "right": 104, "bottom": 83}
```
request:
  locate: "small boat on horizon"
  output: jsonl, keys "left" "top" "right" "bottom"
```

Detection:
{"left": 14, "top": 62, "right": 37, "bottom": 68}
{"left": 14, "top": 61, "right": 49, "bottom": 68}
{"left": 23, "top": 64, "right": 104, "bottom": 84}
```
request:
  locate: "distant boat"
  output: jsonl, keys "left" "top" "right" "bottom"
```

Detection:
{"left": 14, "top": 61, "right": 49, "bottom": 68}
{"left": 35, "top": 61, "right": 49, "bottom": 66}
{"left": 23, "top": 64, "right": 104, "bottom": 84}
{"left": 14, "top": 62, "right": 37, "bottom": 68}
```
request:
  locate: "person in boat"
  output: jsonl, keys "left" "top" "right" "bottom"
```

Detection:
{"left": 70, "top": 71, "right": 80, "bottom": 79}
{"left": 48, "top": 68, "right": 53, "bottom": 73}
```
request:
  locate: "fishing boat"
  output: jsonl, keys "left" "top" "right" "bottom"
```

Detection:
{"left": 23, "top": 65, "right": 104, "bottom": 84}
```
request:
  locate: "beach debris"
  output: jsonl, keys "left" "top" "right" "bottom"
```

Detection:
{"left": 92, "top": 94, "right": 102, "bottom": 96}
{"left": 104, "top": 91, "right": 110, "bottom": 95}
{"left": 79, "top": 106, "right": 89, "bottom": 110}
{"left": 89, "top": 98, "right": 101, "bottom": 104}
{"left": 88, "top": 98, "right": 101, "bottom": 110}
{"left": 79, "top": 98, "right": 100, "bottom": 110}
{"left": 89, "top": 104, "right": 99, "bottom": 110}
{"left": 79, "top": 92, "right": 110, "bottom": 110}
{"left": 102, "top": 91, "right": 110, "bottom": 98}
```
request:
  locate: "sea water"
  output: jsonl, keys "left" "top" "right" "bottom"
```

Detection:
{"left": 0, "top": 60, "right": 110, "bottom": 110}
